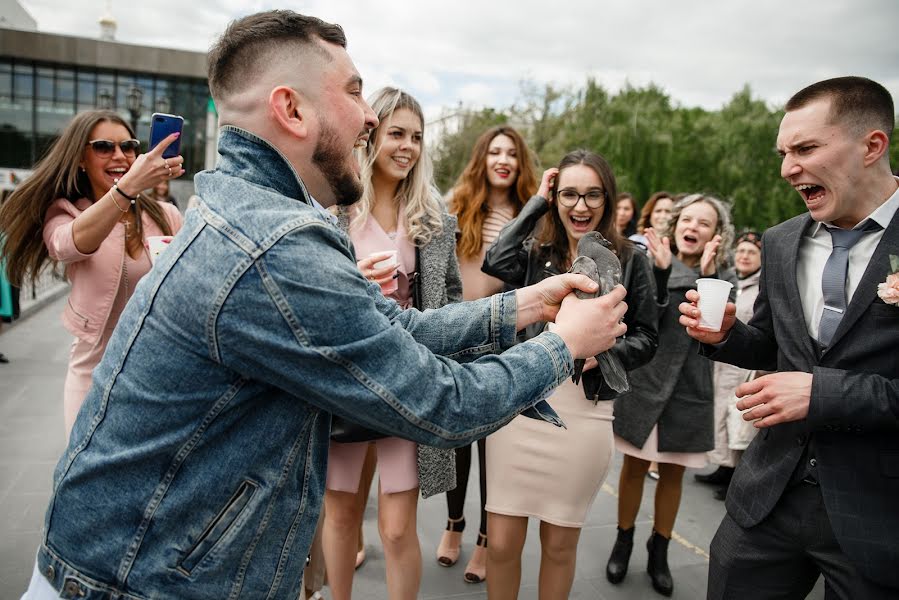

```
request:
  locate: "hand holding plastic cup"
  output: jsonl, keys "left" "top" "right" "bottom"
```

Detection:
{"left": 145, "top": 236, "right": 174, "bottom": 265}
{"left": 370, "top": 250, "right": 399, "bottom": 295}
{"left": 695, "top": 278, "right": 734, "bottom": 332}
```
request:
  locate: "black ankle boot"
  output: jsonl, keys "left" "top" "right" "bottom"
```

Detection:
{"left": 606, "top": 526, "right": 634, "bottom": 584}
{"left": 694, "top": 466, "right": 734, "bottom": 485}
{"left": 646, "top": 530, "right": 673, "bottom": 596}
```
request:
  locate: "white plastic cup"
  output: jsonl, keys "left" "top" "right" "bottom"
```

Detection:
{"left": 371, "top": 250, "right": 399, "bottom": 295}
{"left": 695, "top": 278, "right": 734, "bottom": 332}
{"left": 145, "top": 235, "right": 174, "bottom": 265}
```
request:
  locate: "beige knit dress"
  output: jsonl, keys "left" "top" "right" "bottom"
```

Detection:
{"left": 486, "top": 377, "right": 615, "bottom": 528}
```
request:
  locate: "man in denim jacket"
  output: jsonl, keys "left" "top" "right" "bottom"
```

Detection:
{"left": 24, "top": 11, "right": 627, "bottom": 600}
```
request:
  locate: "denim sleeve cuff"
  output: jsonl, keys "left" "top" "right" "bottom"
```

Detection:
{"left": 529, "top": 331, "right": 574, "bottom": 385}
{"left": 494, "top": 290, "right": 520, "bottom": 351}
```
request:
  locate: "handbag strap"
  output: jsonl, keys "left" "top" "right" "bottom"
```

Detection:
{"left": 411, "top": 247, "right": 423, "bottom": 310}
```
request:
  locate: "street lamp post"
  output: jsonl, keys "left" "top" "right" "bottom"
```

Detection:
{"left": 98, "top": 88, "right": 113, "bottom": 110}
{"left": 126, "top": 85, "right": 144, "bottom": 132}
{"left": 155, "top": 96, "right": 171, "bottom": 115}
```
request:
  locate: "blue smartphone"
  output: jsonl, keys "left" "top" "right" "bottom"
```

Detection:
{"left": 148, "top": 113, "right": 184, "bottom": 159}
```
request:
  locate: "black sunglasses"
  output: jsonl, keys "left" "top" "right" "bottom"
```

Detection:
{"left": 86, "top": 139, "right": 141, "bottom": 157}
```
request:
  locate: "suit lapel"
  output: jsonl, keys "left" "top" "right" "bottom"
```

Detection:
{"left": 779, "top": 214, "right": 821, "bottom": 363}
{"left": 826, "top": 209, "right": 899, "bottom": 351}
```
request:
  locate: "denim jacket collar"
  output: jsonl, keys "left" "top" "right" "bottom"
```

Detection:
{"left": 216, "top": 126, "right": 313, "bottom": 207}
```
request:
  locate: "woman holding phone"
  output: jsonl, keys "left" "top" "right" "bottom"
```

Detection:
{"left": 322, "top": 87, "right": 462, "bottom": 600}
{"left": 0, "top": 110, "right": 183, "bottom": 439}
{"left": 436, "top": 125, "right": 538, "bottom": 584}
{"left": 481, "top": 150, "right": 658, "bottom": 599}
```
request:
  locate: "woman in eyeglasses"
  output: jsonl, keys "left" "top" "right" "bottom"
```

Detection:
{"left": 0, "top": 110, "right": 183, "bottom": 440}
{"left": 481, "top": 149, "right": 658, "bottom": 599}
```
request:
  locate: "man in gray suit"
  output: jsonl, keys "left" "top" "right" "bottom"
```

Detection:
{"left": 680, "top": 76, "right": 899, "bottom": 598}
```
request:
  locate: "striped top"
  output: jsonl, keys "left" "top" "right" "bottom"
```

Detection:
{"left": 458, "top": 204, "right": 517, "bottom": 301}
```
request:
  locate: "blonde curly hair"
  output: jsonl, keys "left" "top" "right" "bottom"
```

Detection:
{"left": 664, "top": 193, "right": 735, "bottom": 267}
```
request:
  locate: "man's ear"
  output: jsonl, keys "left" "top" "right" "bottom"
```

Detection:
{"left": 269, "top": 86, "right": 309, "bottom": 140}
{"left": 862, "top": 129, "right": 889, "bottom": 167}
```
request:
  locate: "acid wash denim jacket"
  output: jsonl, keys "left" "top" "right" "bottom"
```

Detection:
{"left": 35, "top": 126, "right": 571, "bottom": 600}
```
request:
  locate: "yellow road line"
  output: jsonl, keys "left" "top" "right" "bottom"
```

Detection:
{"left": 600, "top": 482, "right": 710, "bottom": 561}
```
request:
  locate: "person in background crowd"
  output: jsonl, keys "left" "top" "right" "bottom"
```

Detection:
{"left": 682, "top": 75, "right": 899, "bottom": 599}
{"left": 0, "top": 252, "right": 10, "bottom": 363}
{"left": 694, "top": 231, "right": 763, "bottom": 500}
{"left": 616, "top": 192, "right": 639, "bottom": 238}
{"left": 0, "top": 188, "right": 12, "bottom": 363}
{"left": 630, "top": 189, "right": 676, "bottom": 482}
{"left": 482, "top": 150, "right": 658, "bottom": 600}
{"left": 631, "top": 191, "right": 675, "bottom": 247}
{"left": 18, "top": 11, "right": 628, "bottom": 599}
{"left": 438, "top": 125, "right": 538, "bottom": 584}
{"left": 323, "top": 87, "right": 462, "bottom": 600}
{"left": 606, "top": 193, "right": 736, "bottom": 597}
{"left": 0, "top": 110, "right": 183, "bottom": 439}
{"left": 147, "top": 179, "right": 178, "bottom": 208}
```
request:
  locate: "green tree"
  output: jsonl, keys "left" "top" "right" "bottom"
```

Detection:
{"left": 431, "top": 80, "right": 899, "bottom": 232}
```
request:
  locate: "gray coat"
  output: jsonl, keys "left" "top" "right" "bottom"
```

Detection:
{"left": 336, "top": 207, "right": 463, "bottom": 498}
{"left": 614, "top": 257, "right": 737, "bottom": 452}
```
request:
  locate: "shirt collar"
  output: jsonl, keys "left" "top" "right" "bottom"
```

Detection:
{"left": 309, "top": 196, "right": 337, "bottom": 224}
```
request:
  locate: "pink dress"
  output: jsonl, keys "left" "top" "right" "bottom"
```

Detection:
{"left": 325, "top": 208, "right": 420, "bottom": 495}
{"left": 65, "top": 247, "right": 152, "bottom": 435}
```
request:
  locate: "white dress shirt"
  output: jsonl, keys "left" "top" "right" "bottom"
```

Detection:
{"left": 796, "top": 178, "right": 899, "bottom": 341}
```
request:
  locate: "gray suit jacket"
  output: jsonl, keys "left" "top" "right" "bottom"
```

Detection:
{"left": 705, "top": 210, "right": 899, "bottom": 588}
{"left": 336, "top": 207, "right": 463, "bottom": 498}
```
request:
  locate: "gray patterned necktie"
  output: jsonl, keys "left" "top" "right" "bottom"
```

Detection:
{"left": 818, "top": 220, "right": 883, "bottom": 347}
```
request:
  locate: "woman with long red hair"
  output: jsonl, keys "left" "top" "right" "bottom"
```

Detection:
{"left": 435, "top": 125, "right": 538, "bottom": 584}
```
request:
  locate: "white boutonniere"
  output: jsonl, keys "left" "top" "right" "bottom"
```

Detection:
{"left": 877, "top": 255, "right": 899, "bottom": 305}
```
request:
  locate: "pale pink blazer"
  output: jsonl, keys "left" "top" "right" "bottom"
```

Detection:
{"left": 43, "top": 197, "right": 183, "bottom": 346}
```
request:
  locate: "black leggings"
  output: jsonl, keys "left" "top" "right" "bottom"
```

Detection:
{"left": 445, "top": 438, "right": 487, "bottom": 536}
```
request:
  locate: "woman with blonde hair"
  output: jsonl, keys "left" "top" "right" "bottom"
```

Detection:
{"left": 436, "top": 125, "right": 538, "bottom": 584}
{"left": 322, "top": 87, "right": 462, "bottom": 600}
{"left": 0, "top": 110, "right": 183, "bottom": 439}
{"left": 605, "top": 193, "right": 736, "bottom": 596}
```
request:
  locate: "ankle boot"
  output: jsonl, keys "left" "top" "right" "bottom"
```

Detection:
{"left": 605, "top": 526, "right": 634, "bottom": 584}
{"left": 646, "top": 530, "right": 673, "bottom": 596}
{"left": 694, "top": 466, "right": 734, "bottom": 485}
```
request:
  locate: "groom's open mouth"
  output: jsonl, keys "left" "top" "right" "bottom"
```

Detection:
{"left": 795, "top": 183, "right": 825, "bottom": 202}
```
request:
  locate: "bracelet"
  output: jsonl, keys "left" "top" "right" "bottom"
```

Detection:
{"left": 109, "top": 188, "right": 129, "bottom": 213}
{"left": 112, "top": 183, "right": 138, "bottom": 204}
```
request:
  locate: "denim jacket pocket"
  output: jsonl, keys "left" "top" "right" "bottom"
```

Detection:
{"left": 176, "top": 479, "right": 259, "bottom": 576}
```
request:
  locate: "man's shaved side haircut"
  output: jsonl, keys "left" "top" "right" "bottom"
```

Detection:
{"left": 786, "top": 76, "right": 894, "bottom": 143}
{"left": 207, "top": 10, "right": 347, "bottom": 101}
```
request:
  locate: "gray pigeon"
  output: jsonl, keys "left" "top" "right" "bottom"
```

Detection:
{"left": 567, "top": 231, "right": 629, "bottom": 393}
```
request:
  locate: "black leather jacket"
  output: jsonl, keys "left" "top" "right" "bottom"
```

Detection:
{"left": 482, "top": 194, "right": 659, "bottom": 401}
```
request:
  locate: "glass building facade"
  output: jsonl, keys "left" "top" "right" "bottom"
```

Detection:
{"left": 0, "top": 58, "right": 210, "bottom": 177}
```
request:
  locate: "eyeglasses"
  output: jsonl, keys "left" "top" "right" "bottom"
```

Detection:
{"left": 557, "top": 188, "right": 606, "bottom": 209}
{"left": 86, "top": 139, "right": 141, "bottom": 157}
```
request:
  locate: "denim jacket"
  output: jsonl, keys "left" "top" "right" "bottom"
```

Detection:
{"left": 36, "top": 126, "right": 570, "bottom": 600}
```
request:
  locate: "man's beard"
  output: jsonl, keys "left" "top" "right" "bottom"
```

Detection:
{"left": 312, "top": 119, "right": 363, "bottom": 206}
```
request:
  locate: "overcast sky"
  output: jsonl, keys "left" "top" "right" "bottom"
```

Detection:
{"left": 18, "top": 0, "right": 899, "bottom": 124}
